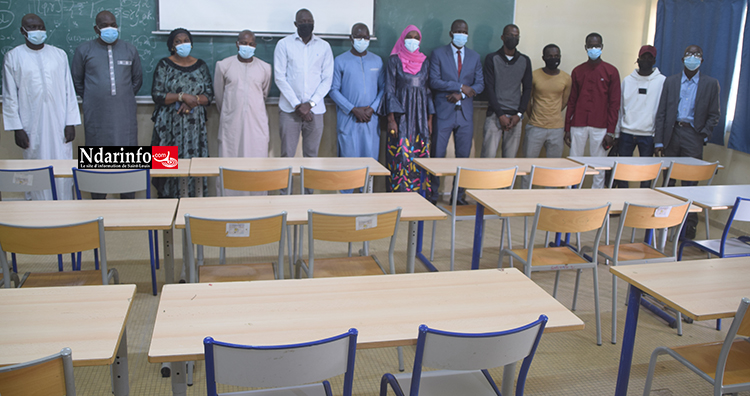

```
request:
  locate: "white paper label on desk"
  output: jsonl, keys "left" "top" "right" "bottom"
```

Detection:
{"left": 226, "top": 223, "right": 250, "bottom": 237}
{"left": 654, "top": 206, "right": 671, "bottom": 218}
{"left": 12, "top": 173, "right": 33, "bottom": 186}
{"left": 356, "top": 215, "right": 377, "bottom": 230}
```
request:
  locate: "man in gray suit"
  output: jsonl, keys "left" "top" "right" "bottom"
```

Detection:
{"left": 654, "top": 44, "right": 720, "bottom": 238}
{"left": 429, "top": 19, "right": 484, "bottom": 205}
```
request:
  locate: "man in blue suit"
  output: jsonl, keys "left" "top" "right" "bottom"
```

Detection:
{"left": 429, "top": 19, "right": 484, "bottom": 205}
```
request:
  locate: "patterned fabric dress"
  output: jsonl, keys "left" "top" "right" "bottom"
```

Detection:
{"left": 150, "top": 58, "right": 214, "bottom": 198}
{"left": 382, "top": 55, "right": 435, "bottom": 192}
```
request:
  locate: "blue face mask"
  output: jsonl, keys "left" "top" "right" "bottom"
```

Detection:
{"left": 352, "top": 38, "right": 369, "bottom": 53}
{"left": 404, "top": 38, "right": 420, "bottom": 53}
{"left": 587, "top": 47, "right": 602, "bottom": 60}
{"left": 175, "top": 43, "right": 191, "bottom": 57}
{"left": 452, "top": 33, "right": 468, "bottom": 48}
{"left": 24, "top": 28, "right": 47, "bottom": 45}
{"left": 684, "top": 55, "right": 701, "bottom": 71}
{"left": 238, "top": 45, "right": 255, "bottom": 59}
{"left": 99, "top": 27, "right": 119, "bottom": 44}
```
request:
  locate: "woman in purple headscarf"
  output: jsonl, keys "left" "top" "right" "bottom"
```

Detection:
{"left": 381, "top": 25, "right": 435, "bottom": 193}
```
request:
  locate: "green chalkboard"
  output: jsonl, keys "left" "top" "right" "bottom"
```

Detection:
{"left": 0, "top": 0, "right": 513, "bottom": 98}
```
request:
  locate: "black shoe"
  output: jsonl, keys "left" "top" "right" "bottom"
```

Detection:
{"left": 427, "top": 197, "right": 438, "bottom": 205}
{"left": 453, "top": 196, "right": 469, "bottom": 206}
{"left": 685, "top": 225, "right": 697, "bottom": 240}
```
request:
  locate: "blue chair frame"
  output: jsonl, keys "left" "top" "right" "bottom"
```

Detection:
{"left": 679, "top": 196, "right": 750, "bottom": 260}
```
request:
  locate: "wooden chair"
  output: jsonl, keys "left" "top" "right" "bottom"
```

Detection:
{"left": 204, "top": 329, "right": 358, "bottom": 396}
{"left": 504, "top": 203, "right": 610, "bottom": 345}
{"left": 73, "top": 168, "right": 159, "bottom": 295}
{"left": 664, "top": 160, "right": 720, "bottom": 241}
{"left": 429, "top": 166, "right": 517, "bottom": 271}
{"left": 598, "top": 201, "right": 691, "bottom": 344}
{"left": 379, "top": 316, "right": 548, "bottom": 396}
{"left": 607, "top": 161, "right": 662, "bottom": 189}
{"left": 643, "top": 297, "right": 750, "bottom": 396}
{"left": 0, "top": 347, "right": 76, "bottom": 396}
{"left": 184, "top": 212, "right": 286, "bottom": 283}
{"left": 0, "top": 217, "right": 118, "bottom": 288}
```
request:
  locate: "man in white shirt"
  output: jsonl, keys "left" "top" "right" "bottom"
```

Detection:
{"left": 3, "top": 14, "right": 80, "bottom": 200}
{"left": 273, "top": 8, "right": 334, "bottom": 162}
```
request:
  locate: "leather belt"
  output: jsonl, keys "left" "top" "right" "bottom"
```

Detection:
{"left": 676, "top": 121, "right": 692, "bottom": 128}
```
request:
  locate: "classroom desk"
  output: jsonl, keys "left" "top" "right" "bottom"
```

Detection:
{"left": 174, "top": 192, "right": 445, "bottom": 277}
{"left": 657, "top": 184, "right": 750, "bottom": 240}
{"left": 610, "top": 258, "right": 750, "bottom": 396}
{"left": 149, "top": 268, "right": 585, "bottom": 396}
{"left": 0, "top": 158, "right": 191, "bottom": 178}
{"left": 0, "top": 199, "right": 180, "bottom": 288}
{"left": 465, "top": 188, "right": 700, "bottom": 270}
{"left": 567, "top": 156, "right": 720, "bottom": 170}
{"left": 0, "top": 284, "right": 136, "bottom": 396}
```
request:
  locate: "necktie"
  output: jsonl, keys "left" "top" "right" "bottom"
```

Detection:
{"left": 457, "top": 50, "right": 462, "bottom": 76}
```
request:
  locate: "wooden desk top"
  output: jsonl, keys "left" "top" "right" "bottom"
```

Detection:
{"left": 610, "top": 258, "right": 750, "bottom": 321}
{"left": 148, "top": 269, "right": 584, "bottom": 362}
{"left": 567, "top": 156, "right": 720, "bottom": 171}
{"left": 188, "top": 157, "right": 390, "bottom": 177}
{"left": 414, "top": 158, "right": 597, "bottom": 177}
{"left": 467, "top": 188, "right": 701, "bottom": 217}
{"left": 174, "top": 192, "right": 445, "bottom": 228}
{"left": 0, "top": 199, "right": 178, "bottom": 230}
{"left": 657, "top": 185, "right": 750, "bottom": 211}
{"left": 0, "top": 284, "right": 136, "bottom": 367}
{"left": 0, "top": 158, "right": 191, "bottom": 177}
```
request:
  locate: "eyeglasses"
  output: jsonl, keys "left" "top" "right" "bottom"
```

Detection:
{"left": 684, "top": 52, "right": 702, "bottom": 59}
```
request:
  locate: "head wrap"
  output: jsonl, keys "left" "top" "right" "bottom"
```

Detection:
{"left": 167, "top": 28, "right": 192, "bottom": 55}
{"left": 390, "top": 25, "right": 426, "bottom": 75}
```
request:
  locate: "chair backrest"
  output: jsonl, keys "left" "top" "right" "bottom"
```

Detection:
{"left": 0, "top": 166, "right": 58, "bottom": 199}
{"left": 608, "top": 162, "right": 661, "bottom": 188}
{"left": 0, "top": 218, "right": 109, "bottom": 285}
{"left": 219, "top": 167, "right": 292, "bottom": 195}
{"left": 615, "top": 201, "right": 692, "bottom": 257}
{"left": 0, "top": 347, "right": 75, "bottom": 396}
{"left": 72, "top": 168, "right": 150, "bottom": 198}
{"left": 663, "top": 161, "right": 719, "bottom": 186}
{"left": 309, "top": 208, "right": 401, "bottom": 243}
{"left": 203, "top": 329, "right": 358, "bottom": 396}
{"left": 533, "top": 204, "right": 611, "bottom": 234}
{"left": 300, "top": 167, "right": 369, "bottom": 194}
{"left": 527, "top": 165, "right": 586, "bottom": 188}
{"left": 715, "top": 297, "right": 750, "bottom": 387}
{"left": 718, "top": 197, "right": 750, "bottom": 255}
{"left": 455, "top": 166, "right": 517, "bottom": 190}
{"left": 410, "top": 316, "right": 548, "bottom": 396}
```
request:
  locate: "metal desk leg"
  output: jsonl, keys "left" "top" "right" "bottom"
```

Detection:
{"left": 179, "top": 177, "right": 189, "bottom": 198}
{"left": 163, "top": 228, "right": 175, "bottom": 285}
{"left": 615, "top": 286, "right": 642, "bottom": 396}
{"left": 407, "top": 221, "right": 417, "bottom": 273}
{"left": 502, "top": 362, "right": 515, "bottom": 396}
{"left": 180, "top": 229, "right": 189, "bottom": 283}
{"left": 170, "top": 361, "right": 188, "bottom": 396}
{"left": 471, "top": 204, "right": 485, "bottom": 270}
{"left": 195, "top": 176, "right": 203, "bottom": 197}
{"left": 110, "top": 327, "right": 129, "bottom": 396}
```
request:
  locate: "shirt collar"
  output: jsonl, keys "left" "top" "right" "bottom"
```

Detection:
{"left": 293, "top": 31, "right": 318, "bottom": 44}
{"left": 681, "top": 70, "right": 700, "bottom": 84}
{"left": 451, "top": 43, "right": 464, "bottom": 54}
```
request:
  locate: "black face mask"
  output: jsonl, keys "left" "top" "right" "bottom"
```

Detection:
{"left": 637, "top": 59, "right": 655, "bottom": 71}
{"left": 544, "top": 58, "right": 560, "bottom": 70}
{"left": 503, "top": 37, "right": 519, "bottom": 50}
{"left": 297, "top": 23, "right": 314, "bottom": 38}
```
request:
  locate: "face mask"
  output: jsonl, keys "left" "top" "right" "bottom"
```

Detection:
{"left": 503, "top": 36, "right": 519, "bottom": 50}
{"left": 175, "top": 43, "right": 191, "bottom": 57}
{"left": 352, "top": 38, "right": 369, "bottom": 53}
{"left": 238, "top": 45, "right": 255, "bottom": 59}
{"left": 637, "top": 59, "right": 655, "bottom": 71}
{"left": 587, "top": 47, "right": 602, "bottom": 60}
{"left": 297, "top": 23, "right": 314, "bottom": 38}
{"left": 452, "top": 33, "right": 468, "bottom": 48}
{"left": 99, "top": 27, "right": 119, "bottom": 44}
{"left": 23, "top": 28, "right": 47, "bottom": 45}
{"left": 404, "top": 38, "right": 420, "bottom": 53}
{"left": 684, "top": 55, "right": 701, "bottom": 71}
{"left": 544, "top": 58, "right": 560, "bottom": 70}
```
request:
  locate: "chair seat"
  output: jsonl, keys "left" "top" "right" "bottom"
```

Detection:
{"left": 671, "top": 339, "right": 750, "bottom": 385}
{"left": 21, "top": 270, "right": 103, "bottom": 287}
{"left": 392, "top": 369, "right": 498, "bottom": 396}
{"left": 220, "top": 382, "right": 329, "bottom": 396}
{"left": 684, "top": 238, "right": 750, "bottom": 257}
{"left": 509, "top": 247, "right": 591, "bottom": 268}
{"left": 199, "top": 263, "right": 275, "bottom": 283}
{"left": 598, "top": 243, "right": 670, "bottom": 262}
{"left": 304, "top": 256, "right": 385, "bottom": 278}
{"left": 439, "top": 204, "right": 500, "bottom": 219}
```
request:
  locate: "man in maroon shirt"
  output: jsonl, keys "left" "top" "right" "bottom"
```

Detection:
{"left": 564, "top": 32, "right": 621, "bottom": 188}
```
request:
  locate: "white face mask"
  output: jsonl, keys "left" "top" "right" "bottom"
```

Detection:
{"left": 404, "top": 38, "right": 420, "bottom": 53}
{"left": 352, "top": 38, "right": 370, "bottom": 53}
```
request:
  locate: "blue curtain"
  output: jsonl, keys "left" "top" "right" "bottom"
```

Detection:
{"left": 654, "top": 0, "right": 746, "bottom": 145}
{"left": 728, "top": 5, "right": 750, "bottom": 153}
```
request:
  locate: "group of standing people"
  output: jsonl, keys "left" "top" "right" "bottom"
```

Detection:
{"left": 3, "top": 11, "right": 721, "bottom": 221}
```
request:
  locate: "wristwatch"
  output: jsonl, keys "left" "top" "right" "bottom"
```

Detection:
{"left": 309, "top": 100, "right": 316, "bottom": 108}
{"left": 516, "top": 112, "right": 523, "bottom": 119}
{"left": 178, "top": 92, "right": 184, "bottom": 102}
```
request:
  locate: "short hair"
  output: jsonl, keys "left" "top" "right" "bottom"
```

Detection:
{"left": 451, "top": 19, "right": 468, "bottom": 31}
{"left": 586, "top": 32, "right": 603, "bottom": 44}
{"left": 167, "top": 28, "right": 192, "bottom": 55}
{"left": 296, "top": 8, "right": 312, "bottom": 21}
{"left": 542, "top": 44, "right": 560, "bottom": 56}
{"left": 502, "top": 24, "right": 519, "bottom": 36}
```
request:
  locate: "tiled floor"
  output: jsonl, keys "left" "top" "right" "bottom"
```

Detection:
{"left": 9, "top": 206, "right": 750, "bottom": 396}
